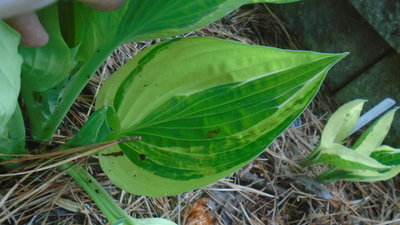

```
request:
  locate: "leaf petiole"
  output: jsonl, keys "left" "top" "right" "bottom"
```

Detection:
{"left": 61, "top": 163, "right": 138, "bottom": 225}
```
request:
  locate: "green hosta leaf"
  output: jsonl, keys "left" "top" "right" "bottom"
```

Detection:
{"left": 24, "top": 0, "right": 300, "bottom": 140}
{"left": 305, "top": 143, "right": 390, "bottom": 171}
{"left": 20, "top": 4, "right": 72, "bottom": 92}
{"left": 96, "top": 37, "right": 346, "bottom": 197}
{"left": 320, "top": 100, "right": 365, "bottom": 146}
{"left": 319, "top": 166, "right": 400, "bottom": 182}
{"left": 371, "top": 145, "right": 400, "bottom": 166}
{"left": 112, "top": 217, "right": 177, "bottom": 225}
{"left": 0, "top": 21, "right": 26, "bottom": 163}
{"left": 65, "top": 106, "right": 120, "bottom": 148}
{"left": 0, "top": 106, "right": 27, "bottom": 163}
{"left": 304, "top": 101, "right": 399, "bottom": 183}
{"left": 71, "top": 0, "right": 302, "bottom": 60}
{"left": 0, "top": 21, "right": 22, "bottom": 134}
{"left": 353, "top": 108, "right": 398, "bottom": 155}
{"left": 256, "top": 0, "right": 300, "bottom": 2}
{"left": 131, "top": 218, "right": 177, "bottom": 225}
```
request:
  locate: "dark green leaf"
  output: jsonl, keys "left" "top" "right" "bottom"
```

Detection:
{"left": 371, "top": 146, "right": 400, "bottom": 166}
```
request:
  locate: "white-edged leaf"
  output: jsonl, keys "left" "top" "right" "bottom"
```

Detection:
{"left": 96, "top": 37, "right": 347, "bottom": 197}
{"left": 319, "top": 166, "right": 400, "bottom": 182}
{"left": 371, "top": 145, "right": 400, "bottom": 166}
{"left": 354, "top": 108, "right": 398, "bottom": 155}
{"left": 320, "top": 100, "right": 365, "bottom": 146}
{"left": 308, "top": 143, "right": 390, "bottom": 171}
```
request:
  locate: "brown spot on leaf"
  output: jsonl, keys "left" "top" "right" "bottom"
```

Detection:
{"left": 139, "top": 154, "right": 146, "bottom": 161}
{"left": 207, "top": 128, "right": 221, "bottom": 137}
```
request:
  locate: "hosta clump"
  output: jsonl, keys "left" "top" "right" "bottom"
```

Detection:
{"left": 0, "top": 0, "right": 349, "bottom": 224}
{"left": 302, "top": 100, "right": 399, "bottom": 182}
{"left": 87, "top": 37, "right": 347, "bottom": 197}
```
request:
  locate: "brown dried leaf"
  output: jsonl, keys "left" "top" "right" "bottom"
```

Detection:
{"left": 183, "top": 198, "right": 214, "bottom": 225}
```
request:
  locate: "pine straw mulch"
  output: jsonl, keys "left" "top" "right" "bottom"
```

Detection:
{"left": 1, "top": 4, "right": 400, "bottom": 225}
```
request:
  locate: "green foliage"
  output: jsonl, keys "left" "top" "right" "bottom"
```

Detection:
{"left": 0, "top": 0, "right": 351, "bottom": 224}
{"left": 94, "top": 37, "right": 346, "bottom": 196}
{"left": 20, "top": 4, "right": 72, "bottom": 92}
{"left": 64, "top": 106, "right": 120, "bottom": 148}
{"left": 0, "top": 21, "right": 27, "bottom": 162}
{"left": 352, "top": 108, "right": 397, "bottom": 155}
{"left": 320, "top": 100, "right": 365, "bottom": 146}
{"left": 0, "top": 21, "right": 21, "bottom": 134}
{"left": 131, "top": 218, "right": 178, "bottom": 225}
{"left": 20, "top": 0, "right": 302, "bottom": 141}
{"left": 302, "top": 100, "right": 399, "bottom": 182}
{"left": 0, "top": 107, "right": 27, "bottom": 163}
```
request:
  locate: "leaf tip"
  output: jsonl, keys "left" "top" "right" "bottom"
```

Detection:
{"left": 332, "top": 52, "right": 350, "bottom": 61}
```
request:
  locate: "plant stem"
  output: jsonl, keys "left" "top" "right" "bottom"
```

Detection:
{"left": 299, "top": 146, "right": 321, "bottom": 167}
{"left": 60, "top": 163, "right": 137, "bottom": 225}
{"left": 25, "top": 49, "right": 113, "bottom": 141}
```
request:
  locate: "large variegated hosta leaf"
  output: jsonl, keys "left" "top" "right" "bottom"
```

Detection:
{"left": 96, "top": 37, "right": 346, "bottom": 197}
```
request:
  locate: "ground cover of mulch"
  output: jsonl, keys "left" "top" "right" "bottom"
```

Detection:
{"left": 1, "top": 4, "right": 399, "bottom": 225}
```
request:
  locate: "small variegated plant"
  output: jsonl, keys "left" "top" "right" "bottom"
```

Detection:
{"left": 301, "top": 100, "right": 399, "bottom": 182}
